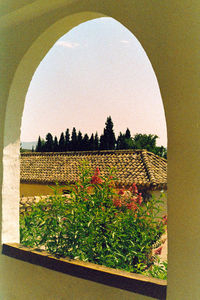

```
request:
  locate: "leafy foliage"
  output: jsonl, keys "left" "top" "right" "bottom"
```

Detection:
{"left": 143, "top": 258, "right": 167, "bottom": 280}
{"left": 20, "top": 163, "right": 166, "bottom": 275}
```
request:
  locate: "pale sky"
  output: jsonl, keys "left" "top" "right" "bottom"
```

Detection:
{"left": 21, "top": 17, "right": 167, "bottom": 147}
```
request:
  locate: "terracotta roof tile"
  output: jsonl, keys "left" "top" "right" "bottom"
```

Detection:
{"left": 20, "top": 150, "right": 167, "bottom": 190}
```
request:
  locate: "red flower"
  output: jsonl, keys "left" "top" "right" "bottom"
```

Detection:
{"left": 126, "top": 202, "right": 138, "bottom": 211}
{"left": 137, "top": 193, "right": 143, "bottom": 205}
{"left": 162, "top": 215, "right": 167, "bottom": 225}
{"left": 130, "top": 197, "right": 137, "bottom": 203}
{"left": 87, "top": 186, "right": 93, "bottom": 192}
{"left": 113, "top": 198, "right": 122, "bottom": 208}
{"left": 90, "top": 167, "right": 102, "bottom": 184}
{"left": 154, "top": 246, "right": 162, "bottom": 255}
{"left": 118, "top": 189, "right": 125, "bottom": 195}
{"left": 94, "top": 167, "right": 100, "bottom": 176}
{"left": 129, "top": 183, "right": 138, "bottom": 194}
{"left": 91, "top": 175, "right": 102, "bottom": 184}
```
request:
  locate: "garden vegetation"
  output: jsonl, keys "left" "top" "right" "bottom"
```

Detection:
{"left": 20, "top": 162, "right": 167, "bottom": 277}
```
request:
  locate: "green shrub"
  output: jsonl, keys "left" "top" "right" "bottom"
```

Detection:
{"left": 20, "top": 162, "right": 166, "bottom": 274}
{"left": 143, "top": 258, "right": 168, "bottom": 280}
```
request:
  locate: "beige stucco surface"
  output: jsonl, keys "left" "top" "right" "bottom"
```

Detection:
{"left": 20, "top": 183, "right": 64, "bottom": 197}
{"left": 0, "top": 252, "right": 155, "bottom": 300}
{"left": 1, "top": 1, "right": 200, "bottom": 299}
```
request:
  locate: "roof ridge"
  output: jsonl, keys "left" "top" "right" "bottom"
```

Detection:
{"left": 20, "top": 149, "right": 147, "bottom": 157}
{"left": 141, "top": 150, "right": 157, "bottom": 185}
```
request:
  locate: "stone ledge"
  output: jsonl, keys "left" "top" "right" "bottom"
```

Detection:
{"left": 2, "top": 243, "right": 167, "bottom": 300}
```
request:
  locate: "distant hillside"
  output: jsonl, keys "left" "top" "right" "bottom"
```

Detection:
{"left": 21, "top": 141, "right": 37, "bottom": 150}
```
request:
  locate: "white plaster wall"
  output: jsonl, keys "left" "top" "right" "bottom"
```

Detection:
{"left": 1, "top": 1, "right": 200, "bottom": 299}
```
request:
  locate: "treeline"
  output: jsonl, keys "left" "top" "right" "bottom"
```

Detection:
{"left": 35, "top": 116, "right": 167, "bottom": 158}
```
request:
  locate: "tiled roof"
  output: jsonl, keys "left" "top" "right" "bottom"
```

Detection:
{"left": 20, "top": 150, "right": 167, "bottom": 190}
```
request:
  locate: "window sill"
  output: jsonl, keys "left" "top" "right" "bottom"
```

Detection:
{"left": 2, "top": 243, "right": 167, "bottom": 299}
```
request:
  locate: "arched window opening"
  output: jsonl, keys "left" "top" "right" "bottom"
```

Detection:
{"left": 19, "top": 17, "right": 167, "bottom": 280}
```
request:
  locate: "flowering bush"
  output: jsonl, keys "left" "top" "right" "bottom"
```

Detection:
{"left": 20, "top": 162, "right": 166, "bottom": 274}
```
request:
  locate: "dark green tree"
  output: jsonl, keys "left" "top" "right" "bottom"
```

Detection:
{"left": 45, "top": 133, "right": 53, "bottom": 152}
{"left": 133, "top": 134, "right": 158, "bottom": 152}
{"left": 99, "top": 131, "right": 106, "bottom": 150}
{"left": 71, "top": 127, "right": 78, "bottom": 151}
{"left": 59, "top": 132, "right": 65, "bottom": 152}
{"left": 36, "top": 136, "right": 42, "bottom": 152}
{"left": 154, "top": 145, "right": 167, "bottom": 159}
{"left": 53, "top": 136, "right": 59, "bottom": 152}
{"left": 94, "top": 132, "right": 99, "bottom": 150}
{"left": 116, "top": 132, "right": 125, "bottom": 150}
{"left": 82, "top": 134, "right": 89, "bottom": 151}
{"left": 65, "top": 129, "right": 70, "bottom": 151}
{"left": 125, "top": 128, "right": 131, "bottom": 139}
{"left": 100, "top": 116, "right": 116, "bottom": 150}
{"left": 77, "top": 131, "right": 83, "bottom": 151}
{"left": 89, "top": 133, "right": 95, "bottom": 150}
{"left": 124, "top": 128, "right": 134, "bottom": 149}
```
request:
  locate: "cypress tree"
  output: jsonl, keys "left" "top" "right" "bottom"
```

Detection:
{"left": 59, "top": 132, "right": 65, "bottom": 152}
{"left": 125, "top": 128, "right": 131, "bottom": 139}
{"left": 36, "top": 136, "right": 42, "bottom": 152}
{"left": 53, "top": 136, "right": 59, "bottom": 152}
{"left": 77, "top": 131, "right": 83, "bottom": 151}
{"left": 82, "top": 134, "right": 89, "bottom": 151}
{"left": 99, "top": 131, "right": 106, "bottom": 150}
{"left": 65, "top": 129, "right": 70, "bottom": 151}
{"left": 45, "top": 133, "right": 53, "bottom": 152}
{"left": 89, "top": 133, "right": 95, "bottom": 150}
{"left": 94, "top": 132, "right": 99, "bottom": 150}
{"left": 100, "top": 116, "right": 116, "bottom": 150}
{"left": 71, "top": 127, "right": 78, "bottom": 151}
{"left": 116, "top": 132, "right": 124, "bottom": 150}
